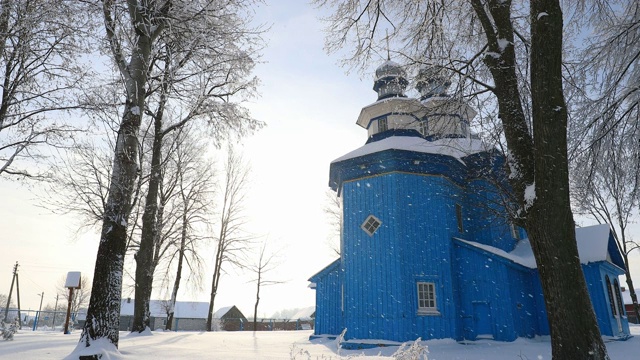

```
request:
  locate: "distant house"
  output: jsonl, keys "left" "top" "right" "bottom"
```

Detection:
{"left": 622, "top": 288, "right": 640, "bottom": 324}
{"left": 212, "top": 305, "right": 247, "bottom": 331}
{"left": 79, "top": 299, "right": 243, "bottom": 331}
{"left": 292, "top": 306, "right": 315, "bottom": 330}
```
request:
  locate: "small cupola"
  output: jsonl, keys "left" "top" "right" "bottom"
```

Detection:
{"left": 373, "top": 60, "right": 408, "bottom": 100}
{"left": 416, "top": 66, "right": 452, "bottom": 100}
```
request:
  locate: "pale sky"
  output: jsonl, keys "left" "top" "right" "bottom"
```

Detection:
{"left": 1, "top": 1, "right": 639, "bottom": 321}
{"left": 0, "top": 1, "right": 372, "bottom": 319}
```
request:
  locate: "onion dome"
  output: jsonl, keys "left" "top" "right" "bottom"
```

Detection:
{"left": 416, "top": 66, "right": 451, "bottom": 100}
{"left": 373, "top": 60, "right": 408, "bottom": 100}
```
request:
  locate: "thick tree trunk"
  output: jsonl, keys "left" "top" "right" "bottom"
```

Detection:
{"left": 77, "top": 1, "right": 159, "bottom": 350}
{"left": 471, "top": 1, "right": 610, "bottom": 358}
{"left": 79, "top": 105, "right": 142, "bottom": 347}
{"left": 529, "top": 1, "right": 608, "bottom": 358}
{"left": 132, "top": 117, "right": 164, "bottom": 333}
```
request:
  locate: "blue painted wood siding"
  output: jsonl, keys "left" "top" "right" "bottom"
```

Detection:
{"left": 313, "top": 266, "right": 343, "bottom": 335}
{"left": 454, "top": 243, "right": 522, "bottom": 341}
{"left": 466, "top": 179, "right": 519, "bottom": 252}
{"left": 584, "top": 263, "right": 630, "bottom": 336}
{"left": 341, "top": 172, "right": 462, "bottom": 341}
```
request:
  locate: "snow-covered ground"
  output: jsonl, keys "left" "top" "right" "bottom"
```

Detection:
{"left": 1, "top": 325, "right": 638, "bottom": 359}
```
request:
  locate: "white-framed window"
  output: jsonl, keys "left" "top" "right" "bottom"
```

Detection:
{"left": 378, "top": 117, "right": 388, "bottom": 132}
{"left": 361, "top": 215, "right": 382, "bottom": 236}
{"left": 510, "top": 223, "right": 521, "bottom": 240}
{"left": 417, "top": 282, "right": 438, "bottom": 314}
{"left": 419, "top": 119, "right": 428, "bottom": 136}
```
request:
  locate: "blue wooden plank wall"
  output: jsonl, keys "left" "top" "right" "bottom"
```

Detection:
{"left": 584, "top": 263, "right": 630, "bottom": 336}
{"left": 454, "top": 244, "right": 521, "bottom": 341}
{"left": 341, "top": 172, "right": 462, "bottom": 341}
{"left": 466, "top": 179, "right": 517, "bottom": 252}
{"left": 314, "top": 266, "right": 342, "bottom": 335}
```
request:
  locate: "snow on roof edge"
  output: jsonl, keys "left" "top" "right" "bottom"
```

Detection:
{"left": 331, "top": 136, "right": 489, "bottom": 164}
{"left": 456, "top": 224, "right": 616, "bottom": 270}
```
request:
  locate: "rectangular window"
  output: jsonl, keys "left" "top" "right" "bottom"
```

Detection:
{"left": 417, "top": 282, "right": 437, "bottom": 314}
{"left": 510, "top": 223, "right": 521, "bottom": 240}
{"left": 460, "top": 120, "right": 468, "bottom": 136}
{"left": 419, "top": 120, "right": 428, "bottom": 136}
{"left": 378, "top": 117, "right": 388, "bottom": 132}
{"left": 456, "top": 204, "right": 464, "bottom": 233}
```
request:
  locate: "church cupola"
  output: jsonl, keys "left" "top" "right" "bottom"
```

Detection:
{"left": 416, "top": 66, "right": 452, "bottom": 100}
{"left": 373, "top": 60, "right": 408, "bottom": 100}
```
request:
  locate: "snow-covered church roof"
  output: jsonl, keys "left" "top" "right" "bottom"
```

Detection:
{"left": 456, "top": 224, "right": 625, "bottom": 270}
{"left": 331, "top": 136, "right": 489, "bottom": 164}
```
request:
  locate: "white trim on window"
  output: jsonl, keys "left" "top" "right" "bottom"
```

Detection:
{"left": 417, "top": 282, "right": 439, "bottom": 315}
{"left": 510, "top": 223, "right": 521, "bottom": 240}
{"left": 419, "top": 119, "right": 428, "bottom": 136}
{"left": 361, "top": 215, "right": 382, "bottom": 236}
{"left": 378, "top": 117, "right": 388, "bottom": 132}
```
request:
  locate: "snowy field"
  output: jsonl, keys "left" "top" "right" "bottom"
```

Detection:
{"left": 1, "top": 325, "right": 639, "bottom": 359}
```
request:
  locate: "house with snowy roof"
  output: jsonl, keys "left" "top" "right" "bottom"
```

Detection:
{"left": 309, "top": 61, "right": 631, "bottom": 346}
{"left": 212, "top": 305, "right": 248, "bottom": 331}
{"left": 98, "top": 299, "right": 245, "bottom": 331}
{"left": 117, "top": 299, "right": 211, "bottom": 331}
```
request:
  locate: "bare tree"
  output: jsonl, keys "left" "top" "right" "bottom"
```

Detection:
{"left": 571, "top": 128, "right": 640, "bottom": 323}
{"left": 82, "top": 0, "right": 259, "bottom": 346}
{"left": 248, "top": 240, "right": 284, "bottom": 331}
{"left": 43, "top": 141, "right": 115, "bottom": 233}
{"left": 79, "top": 0, "right": 172, "bottom": 350}
{"left": 130, "top": 0, "right": 264, "bottom": 332}
{"left": 161, "top": 128, "right": 214, "bottom": 331}
{"left": 323, "top": 189, "right": 342, "bottom": 257}
{"left": 315, "top": 1, "right": 610, "bottom": 358}
{"left": 206, "top": 145, "right": 253, "bottom": 331}
{"left": 568, "top": 0, "right": 640, "bottom": 329}
{"left": 0, "top": 0, "right": 91, "bottom": 179}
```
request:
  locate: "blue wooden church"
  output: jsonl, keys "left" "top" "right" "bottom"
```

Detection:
{"left": 309, "top": 61, "right": 631, "bottom": 344}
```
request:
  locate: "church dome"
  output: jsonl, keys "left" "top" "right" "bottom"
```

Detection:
{"left": 416, "top": 66, "right": 451, "bottom": 100}
{"left": 375, "top": 60, "right": 406, "bottom": 81}
{"left": 373, "top": 60, "right": 408, "bottom": 100}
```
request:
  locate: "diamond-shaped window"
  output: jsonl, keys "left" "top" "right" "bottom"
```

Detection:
{"left": 361, "top": 215, "right": 382, "bottom": 236}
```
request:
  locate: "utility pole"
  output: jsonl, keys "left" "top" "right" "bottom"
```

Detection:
{"left": 36, "top": 292, "right": 44, "bottom": 330}
{"left": 15, "top": 264, "right": 21, "bottom": 329}
{"left": 52, "top": 294, "right": 59, "bottom": 330}
{"left": 3, "top": 263, "right": 17, "bottom": 320}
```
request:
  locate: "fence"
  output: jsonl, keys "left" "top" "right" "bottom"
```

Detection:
{"left": 0, "top": 309, "right": 77, "bottom": 331}
{"left": 2, "top": 308, "right": 314, "bottom": 332}
{"left": 242, "top": 318, "right": 314, "bottom": 331}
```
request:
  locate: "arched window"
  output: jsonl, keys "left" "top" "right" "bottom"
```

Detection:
{"left": 606, "top": 275, "right": 617, "bottom": 316}
{"left": 614, "top": 279, "right": 625, "bottom": 317}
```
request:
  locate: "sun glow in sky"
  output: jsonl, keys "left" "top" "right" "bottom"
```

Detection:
{"left": 0, "top": 1, "right": 373, "bottom": 319}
